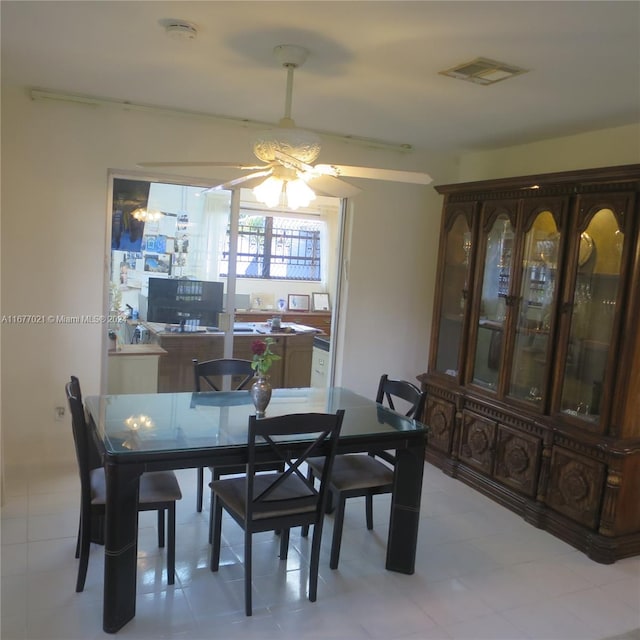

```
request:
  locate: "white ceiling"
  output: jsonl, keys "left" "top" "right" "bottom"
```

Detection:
{"left": 2, "top": 1, "right": 639, "bottom": 154}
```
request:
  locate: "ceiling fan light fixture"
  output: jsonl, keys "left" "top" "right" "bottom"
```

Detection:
{"left": 131, "top": 207, "right": 162, "bottom": 222}
{"left": 286, "top": 178, "right": 316, "bottom": 209}
{"left": 253, "top": 174, "right": 316, "bottom": 210}
{"left": 253, "top": 176, "right": 284, "bottom": 208}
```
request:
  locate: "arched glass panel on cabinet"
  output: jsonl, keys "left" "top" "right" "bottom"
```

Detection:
{"left": 507, "top": 211, "right": 560, "bottom": 405}
{"left": 560, "top": 208, "right": 623, "bottom": 423}
{"left": 434, "top": 214, "right": 472, "bottom": 377}
{"left": 472, "top": 214, "right": 514, "bottom": 390}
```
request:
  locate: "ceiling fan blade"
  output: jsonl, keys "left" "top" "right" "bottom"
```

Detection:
{"left": 137, "top": 161, "right": 270, "bottom": 170}
{"left": 305, "top": 174, "right": 362, "bottom": 198}
{"left": 204, "top": 168, "right": 274, "bottom": 193}
{"left": 315, "top": 164, "right": 432, "bottom": 185}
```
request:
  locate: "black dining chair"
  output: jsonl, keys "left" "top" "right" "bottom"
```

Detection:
{"left": 66, "top": 376, "right": 182, "bottom": 591}
{"left": 192, "top": 357, "right": 256, "bottom": 513}
{"left": 209, "top": 410, "right": 344, "bottom": 616}
{"left": 302, "top": 374, "right": 426, "bottom": 569}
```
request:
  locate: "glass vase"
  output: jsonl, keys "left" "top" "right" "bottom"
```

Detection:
{"left": 250, "top": 375, "right": 272, "bottom": 417}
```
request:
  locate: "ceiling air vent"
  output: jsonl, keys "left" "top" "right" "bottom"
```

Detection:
{"left": 439, "top": 57, "right": 529, "bottom": 85}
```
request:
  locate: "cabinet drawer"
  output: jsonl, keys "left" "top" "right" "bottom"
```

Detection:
{"left": 546, "top": 446, "right": 606, "bottom": 529}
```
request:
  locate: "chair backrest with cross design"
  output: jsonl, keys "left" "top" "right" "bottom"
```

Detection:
{"left": 209, "top": 410, "right": 345, "bottom": 616}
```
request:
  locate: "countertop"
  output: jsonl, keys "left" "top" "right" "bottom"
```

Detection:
{"left": 108, "top": 343, "right": 167, "bottom": 356}
{"left": 142, "top": 321, "right": 319, "bottom": 336}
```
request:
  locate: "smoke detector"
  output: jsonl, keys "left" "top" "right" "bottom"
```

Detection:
{"left": 164, "top": 21, "right": 198, "bottom": 41}
{"left": 440, "top": 57, "right": 528, "bottom": 85}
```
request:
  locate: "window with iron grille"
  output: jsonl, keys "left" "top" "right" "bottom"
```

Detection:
{"left": 220, "top": 214, "right": 322, "bottom": 281}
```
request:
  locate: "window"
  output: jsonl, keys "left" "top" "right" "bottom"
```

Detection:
{"left": 220, "top": 213, "right": 323, "bottom": 281}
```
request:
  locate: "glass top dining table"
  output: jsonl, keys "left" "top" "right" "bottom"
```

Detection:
{"left": 85, "top": 386, "right": 427, "bottom": 633}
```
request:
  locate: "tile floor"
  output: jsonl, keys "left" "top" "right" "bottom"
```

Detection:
{"left": 1, "top": 460, "right": 639, "bottom": 640}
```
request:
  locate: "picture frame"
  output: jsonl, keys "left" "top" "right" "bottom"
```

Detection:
{"left": 143, "top": 253, "right": 171, "bottom": 274}
{"left": 312, "top": 292, "right": 331, "bottom": 311}
{"left": 287, "top": 294, "right": 310, "bottom": 311}
{"left": 250, "top": 292, "right": 275, "bottom": 310}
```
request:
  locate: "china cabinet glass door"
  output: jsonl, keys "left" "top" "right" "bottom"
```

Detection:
{"left": 507, "top": 210, "right": 561, "bottom": 405}
{"left": 434, "top": 211, "right": 473, "bottom": 378}
{"left": 559, "top": 206, "right": 625, "bottom": 424}
{"left": 471, "top": 211, "right": 515, "bottom": 390}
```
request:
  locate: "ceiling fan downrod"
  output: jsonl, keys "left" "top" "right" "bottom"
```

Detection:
{"left": 273, "top": 44, "right": 309, "bottom": 126}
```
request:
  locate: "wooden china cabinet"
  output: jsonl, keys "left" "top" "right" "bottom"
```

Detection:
{"left": 418, "top": 164, "right": 640, "bottom": 563}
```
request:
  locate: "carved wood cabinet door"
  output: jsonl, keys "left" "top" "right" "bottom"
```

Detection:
{"left": 546, "top": 446, "right": 606, "bottom": 529}
{"left": 424, "top": 396, "right": 455, "bottom": 454}
{"left": 493, "top": 424, "right": 541, "bottom": 497}
{"left": 459, "top": 411, "right": 496, "bottom": 475}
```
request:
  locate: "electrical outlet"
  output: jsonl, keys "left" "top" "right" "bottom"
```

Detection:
{"left": 54, "top": 406, "right": 65, "bottom": 421}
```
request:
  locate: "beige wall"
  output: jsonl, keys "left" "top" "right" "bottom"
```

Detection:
{"left": 2, "top": 84, "right": 637, "bottom": 472}
{"left": 458, "top": 123, "right": 640, "bottom": 181}
{"left": 0, "top": 86, "right": 456, "bottom": 469}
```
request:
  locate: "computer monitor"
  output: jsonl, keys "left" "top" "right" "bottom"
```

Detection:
{"left": 146, "top": 278, "right": 224, "bottom": 330}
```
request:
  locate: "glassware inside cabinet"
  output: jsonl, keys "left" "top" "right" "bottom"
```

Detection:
{"left": 507, "top": 211, "right": 560, "bottom": 405}
{"left": 434, "top": 215, "right": 472, "bottom": 377}
{"left": 560, "top": 208, "right": 623, "bottom": 423}
{"left": 471, "top": 213, "right": 514, "bottom": 390}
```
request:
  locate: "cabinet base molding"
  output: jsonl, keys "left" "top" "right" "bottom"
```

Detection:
{"left": 422, "top": 378, "right": 640, "bottom": 564}
{"left": 426, "top": 445, "right": 640, "bottom": 563}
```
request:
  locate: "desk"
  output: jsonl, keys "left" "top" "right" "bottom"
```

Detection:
{"left": 85, "top": 387, "right": 427, "bottom": 633}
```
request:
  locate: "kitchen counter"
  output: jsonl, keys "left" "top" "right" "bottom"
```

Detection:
{"left": 142, "top": 321, "right": 319, "bottom": 336}
{"left": 142, "top": 322, "right": 315, "bottom": 392}
{"left": 108, "top": 343, "right": 167, "bottom": 356}
{"left": 107, "top": 344, "right": 167, "bottom": 394}
{"left": 234, "top": 310, "right": 331, "bottom": 336}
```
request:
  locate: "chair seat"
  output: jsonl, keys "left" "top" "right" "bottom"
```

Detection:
{"left": 211, "top": 473, "right": 317, "bottom": 520}
{"left": 307, "top": 455, "right": 394, "bottom": 492}
{"left": 90, "top": 468, "right": 183, "bottom": 505}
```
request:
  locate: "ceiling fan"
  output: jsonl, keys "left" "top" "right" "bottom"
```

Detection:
{"left": 139, "top": 45, "right": 432, "bottom": 209}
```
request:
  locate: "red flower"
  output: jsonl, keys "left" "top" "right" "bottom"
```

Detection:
{"left": 250, "top": 337, "right": 281, "bottom": 376}
{"left": 251, "top": 340, "right": 267, "bottom": 356}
